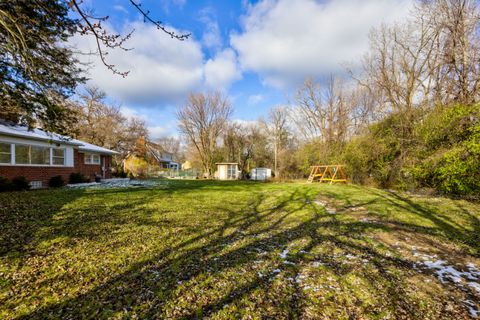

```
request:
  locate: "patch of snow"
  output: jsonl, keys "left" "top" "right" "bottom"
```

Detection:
{"left": 313, "top": 200, "right": 336, "bottom": 214}
{"left": 418, "top": 256, "right": 480, "bottom": 297}
{"left": 468, "top": 263, "right": 480, "bottom": 277}
{"left": 67, "top": 179, "right": 170, "bottom": 189}
{"left": 468, "top": 282, "right": 480, "bottom": 294}
{"left": 295, "top": 274, "right": 306, "bottom": 284}
{"left": 279, "top": 249, "right": 289, "bottom": 259}
{"left": 465, "top": 300, "right": 480, "bottom": 318}
{"left": 66, "top": 182, "right": 100, "bottom": 188}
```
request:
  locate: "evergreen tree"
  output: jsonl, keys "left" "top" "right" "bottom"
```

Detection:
{"left": 0, "top": 0, "right": 84, "bottom": 133}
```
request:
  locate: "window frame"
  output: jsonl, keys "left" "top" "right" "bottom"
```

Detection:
{"left": 84, "top": 153, "right": 101, "bottom": 165}
{"left": 227, "top": 164, "right": 237, "bottom": 179}
{"left": 52, "top": 148, "right": 66, "bottom": 166}
{"left": 0, "top": 142, "right": 12, "bottom": 164}
{"left": 15, "top": 144, "right": 51, "bottom": 166}
{"left": 0, "top": 142, "right": 68, "bottom": 167}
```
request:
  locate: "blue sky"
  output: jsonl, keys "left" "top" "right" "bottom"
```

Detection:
{"left": 72, "top": 0, "right": 413, "bottom": 138}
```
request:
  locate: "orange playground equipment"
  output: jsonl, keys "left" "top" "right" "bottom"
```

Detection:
{"left": 307, "top": 165, "right": 347, "bottom": 184}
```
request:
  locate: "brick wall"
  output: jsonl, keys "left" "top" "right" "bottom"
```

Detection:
{"left": 75, "top": 151, "right": 112, "bottom": 181}
{"left": 0, "top": 149, "right": 112, "bottom": 187}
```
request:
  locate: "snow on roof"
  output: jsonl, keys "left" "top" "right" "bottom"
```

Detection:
{"left": 0, "top": 121, "right": 82, "bottom": 146}
{"left": 70, "top": 139, "right": 118, "bottom": 155}
{"left": 0, "top": 121, "right": 118, "bottom": 155}
{"left": 145, "top": 143, "right": 172, "bottom": 163}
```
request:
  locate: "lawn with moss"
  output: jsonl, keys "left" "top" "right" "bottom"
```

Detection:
{"left": 0, "top": 180, "right": 479, "bottom": 319}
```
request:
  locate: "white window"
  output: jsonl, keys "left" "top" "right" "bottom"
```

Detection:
{"left": 85, "top": 153, "right": 100, "bottom": 164}
{"left": 52, "top": 148, "right": 65, "bottom": 165}
{"left": 30, "top": 181, "right": 43, "bottom": 189}
{"left": 15, "top": 145, "right": 50, "bottom": 165}
{"left": 0, "top": 143, "right": 11, "bottom": 164}
{"left": 227, "top": 164, "right": 237, "bottom": 179}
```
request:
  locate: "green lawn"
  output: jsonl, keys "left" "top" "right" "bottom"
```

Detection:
{"left": 0, "top": 180, "right": 479, "bottom": 319}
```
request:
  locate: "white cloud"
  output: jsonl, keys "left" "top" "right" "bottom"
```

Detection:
{"left": 148, "top": 125, "right": 171, "bottom": 138}
{"left": 71, "top": 21, "right": 204, "bottom": 106}
{"left": 113, "top": 5, "right": 128, "bottom": 14}
{"left": 119, "top": 106, "right": 146, "bottom": 121}
{"left": 231, "top": 0, "right": 414, "bottom": 88}
{"left": 247, "top": 94, "right": 264, "bottom": 105}
{"left": 161, "top": 0, "right": 186, "bottom": 12}
{"left": 199, "top": 8, "right": 222, "bottom": 50}
{"left": 204, "top": 49, "right": 241, "bottom": 89}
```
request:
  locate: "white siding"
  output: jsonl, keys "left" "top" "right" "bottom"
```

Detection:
{"left": 0, "top": 135, "right": 74, "bottom": 167}
{"left": 216, "top": 164, "right": 239, "bottom": 180}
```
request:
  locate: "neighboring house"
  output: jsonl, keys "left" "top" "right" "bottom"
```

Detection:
{"left": 250, "top": 168, "right": 272, "bottom": 181}
{"left": 182, "top": 160, "right": 192, "bottom": 170}
{"left": 123, "top": 140, "right": 179, "bottom": 176}
{"left": 0, "top": 121, "right": 117, "bottom": 188}
{"left": 215, "top": 163, "right": 240, "bottom": 180}
{"left": 146, "top": 142, "right": 178, "bottom": 169}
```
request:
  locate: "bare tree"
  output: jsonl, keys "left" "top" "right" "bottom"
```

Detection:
{"left": 73, "top": 86, "right": 148, "bottom": 160}
{"left": 221, "top": 122, "right": 269, "bottom": 178}
{"left": 290, "top": 79, "right": 326, "bottom": 142}
{"left": 262, "top": 106, "right": 290, "bottom": 178}
{"left": 291, "top": 77, "right": 353, "bottom": 144}
{"left": 358, "top": 19, "right": 439, "bottom": 116}
{"left": 427, "top": 0, "right": 480, "bottom": 104}
{"left": 70, "top": 0, "right": 191, "bottom": 76}
{"left": 156, "top": 136, "right": 185, "bottom": 163}
{"left": 177, "top": 91, "right": 232, "bottom": 178}
{"left": 348, "top": 86, "right": 383, "bottom": 135}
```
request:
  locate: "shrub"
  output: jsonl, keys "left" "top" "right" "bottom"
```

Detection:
{"left": 340, "top": 103, "right": 480, "bottom": 195}
{"left": 0, "top": 176, "right": 12, "bottom": 192}
{"left": 11, "top": 176, "right": 30, "bottom": 191}
{"left": 69, "top": 172, "right": 89, "bottom": 184}
{"left": 124, "top": 157, "right": 149, "bottom": 178}
{"left": 48, "top": 175, "right": 65, "bottom": 188}
{"left": 113, "top": 166, "right": 128, "bottom": 178}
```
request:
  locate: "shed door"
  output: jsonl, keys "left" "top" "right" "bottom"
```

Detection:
{"left": 227, "top": 165, "right": 236, "bottom": 179}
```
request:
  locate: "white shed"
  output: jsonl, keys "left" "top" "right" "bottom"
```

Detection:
{"left": 250, "top": 168, "right": 272, "bottom": 181}
{"left": 215, "top": 163, "right": 240, "bottom": 180}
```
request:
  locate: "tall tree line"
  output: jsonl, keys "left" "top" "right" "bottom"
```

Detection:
{"left": 178, "top": 0, "right": 480, "bottom": 182}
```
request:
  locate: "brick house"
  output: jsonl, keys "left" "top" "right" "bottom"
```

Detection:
{"left": 0, "top": 121, "right": 117, "bottom": 188}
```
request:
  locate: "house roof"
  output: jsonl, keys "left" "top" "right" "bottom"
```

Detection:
{"left": 70, "top": 139, "right": 118, "bottom": 155}
{"left": 145, "top": 142, "right": 174, "bottom": 163}
{"left": 0, "top": 121, "right": 118, "bottom": 155}
{"left": 216, "top": 162, "right": 239, "bottom": 165}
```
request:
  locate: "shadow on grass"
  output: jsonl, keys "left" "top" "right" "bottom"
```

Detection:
{"left": 0, "top": 188, "right": 85, "bottom": 257}
{"left": 13, "top": 184, "right": 477, "bottom": 319}
{"left": 378, "top": 190, "right": 480, "bottom": 255}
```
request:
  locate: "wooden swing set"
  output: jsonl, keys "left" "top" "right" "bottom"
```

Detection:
{"left": 307, "top": 165, "right": 347, "bottom": 184}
